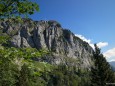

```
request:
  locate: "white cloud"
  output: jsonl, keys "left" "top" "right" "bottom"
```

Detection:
{"left": 75, "top": 34, "right": 115, "bottom": 62}
{"left": 75, "top": 34, "right": 94, "bottom": 49}
{"left": 75, "top": 34, "right": 91, "bottom": 44}
{"left": 97, "top": 42, "right": 108, "bottom": 48}
{"left": 104, "top": 48, "right": 115, "bottom": 58}
{"left": 75, "top": 34, "right": 108, "bottom": 49}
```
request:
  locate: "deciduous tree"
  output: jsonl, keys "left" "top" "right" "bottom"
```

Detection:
{"left": 0, "top": 0, "right": 39, "bottom": 18}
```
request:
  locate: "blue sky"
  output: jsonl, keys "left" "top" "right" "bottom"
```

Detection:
{"left": 30, "top": 0, "right": 115, "bottom": 61}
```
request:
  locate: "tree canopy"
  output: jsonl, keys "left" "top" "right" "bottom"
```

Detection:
{"left": 0, "top": 0, "right": 39, "bottom": 18}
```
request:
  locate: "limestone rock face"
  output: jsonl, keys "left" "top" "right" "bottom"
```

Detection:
{"left": 0, "top": 19, "right": 94, "bottom": 69}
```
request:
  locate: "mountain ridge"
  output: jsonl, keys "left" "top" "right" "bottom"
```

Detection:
{"left": 109, "top": 61, "right": 115, "bottom": 71}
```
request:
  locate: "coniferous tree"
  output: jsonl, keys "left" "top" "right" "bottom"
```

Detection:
{"left": 91, "top": 44, "right": 115, "bottom": 86}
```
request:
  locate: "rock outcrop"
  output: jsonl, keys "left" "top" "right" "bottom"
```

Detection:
{"left": 0, "top": 19, "right": 94, "bottom": 69}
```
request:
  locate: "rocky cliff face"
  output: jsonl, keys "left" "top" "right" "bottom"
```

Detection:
{"left": 0, "top": 19, "right": 94, "bottom": 69}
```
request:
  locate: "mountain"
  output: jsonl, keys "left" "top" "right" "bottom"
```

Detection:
{"left": 1, "top": 18, "right": 115, "bottom": 86}
{"left": 109, "top": 61, "right": 115, "bottom": 71}
{"left": 0, "top": 18, "right": 94, "bottom": 69}
{"left": 109, "top": 61, "right": 115, "bottom": 67}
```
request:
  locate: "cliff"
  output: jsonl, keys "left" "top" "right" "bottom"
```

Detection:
{"left": 0, "top": 18, "right": 94, "bottom": 69}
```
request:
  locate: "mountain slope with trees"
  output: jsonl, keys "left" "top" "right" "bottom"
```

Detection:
{"left": 0, "top": 0, "right": 115, "bottom": 86}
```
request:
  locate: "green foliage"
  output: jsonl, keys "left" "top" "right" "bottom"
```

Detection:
{"left": 47, "top": 63, "right": 91, "bottom": 86}
{"left": 0, "top": 0, "right": 39, "bottom": 18}
{"left": 0, "top": 30, "right": 10, "bottom": 45}
{"left": 0, "top": 41, "right": 51, "bottom": 86}
{"left": 0, "top": 40, "right": 91, "bottom": 86}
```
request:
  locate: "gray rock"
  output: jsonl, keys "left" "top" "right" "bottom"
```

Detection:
{"left": 0, "top": 19, "right": 94, "bottom": 69}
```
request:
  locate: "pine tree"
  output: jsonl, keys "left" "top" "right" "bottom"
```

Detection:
{"left": 91, "top": 44, "right": 115, "bottom": 86}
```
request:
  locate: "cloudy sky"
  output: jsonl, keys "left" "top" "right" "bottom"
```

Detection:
{"left": 30, "top": 0, "right": 115, "bottom": 62}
